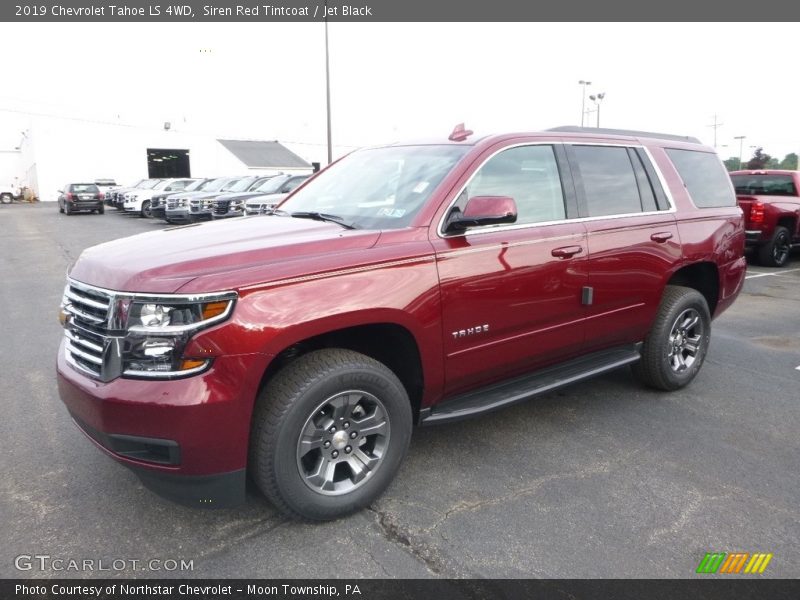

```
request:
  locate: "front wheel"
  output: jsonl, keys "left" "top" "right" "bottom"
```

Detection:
{"left": 758, "top": 226, "right": 791, "bottom": 267}
{"left": 141, "top": 200, "right": 151, "bottom": 218}
{"left": 0, "top": 193, "right": 12, "bottom": 204}
{"left": 250, "top": 349, "right": 412, "bottom": 520}
{"left": 632, "top": 285, "right": 711, "bottom": 391}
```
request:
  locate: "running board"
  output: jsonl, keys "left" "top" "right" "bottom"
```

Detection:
{"left": 419, "top": 344, "right": 642, "bottom": 426}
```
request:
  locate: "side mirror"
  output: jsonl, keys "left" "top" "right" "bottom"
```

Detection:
{"left": 444, "top": 196, "right": 517, "bottom": 233}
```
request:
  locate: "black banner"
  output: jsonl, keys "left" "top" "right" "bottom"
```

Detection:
{"left": 3, "top": 0, "right": 800, "bottom": 22}
{"left": 3, "top": 579, "right": 800, "bottom": 600}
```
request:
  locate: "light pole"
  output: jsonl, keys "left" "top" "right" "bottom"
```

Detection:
{"left": 589, "top": 92, "right": 605, "bottom": 128}
{"left": 578, "top": 80, "right": 592, "bottom": 127}
{"left": 734, "top": 135, "right": 746, "bottom": 169}
{"left": 324, "top": 5, "right": 333, "bottom": 165}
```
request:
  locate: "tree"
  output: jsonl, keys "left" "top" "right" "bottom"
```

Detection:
{"left": 723, "top": 157, "right": 741, "bottom": 171}
{"left": 779, "top": 153, "right": 798, "bottom": 170}
{"left": 745, "top": 147, "right": 772, "bottom": 170}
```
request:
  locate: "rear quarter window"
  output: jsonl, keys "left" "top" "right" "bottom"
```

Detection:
{"left": 665, "top": 149, "right": 735, "bottom": 208}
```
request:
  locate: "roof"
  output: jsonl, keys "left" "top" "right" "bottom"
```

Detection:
{"left": 217, "top": 139, "right": 310, "bottom": 169}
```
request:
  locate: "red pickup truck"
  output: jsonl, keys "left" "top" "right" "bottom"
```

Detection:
{"left": 730, "top": 169, "right": 800, "bottom": 267}
{"left": 57, "top": 126, "right": 746, "bottom": 520}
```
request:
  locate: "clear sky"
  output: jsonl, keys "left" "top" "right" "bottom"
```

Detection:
{"left": 1, "top": 22, "right": 798, "bottom": 164}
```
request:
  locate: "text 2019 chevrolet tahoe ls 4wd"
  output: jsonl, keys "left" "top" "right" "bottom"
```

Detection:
{"left": 57, "top": 126, "right": 746, "bottom": 520}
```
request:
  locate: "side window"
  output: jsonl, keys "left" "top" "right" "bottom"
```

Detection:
{"left": 665, "top": 148, "right": 736, "bottom": 208}
{"left": 571, "top": 145, "right": 643, "bottom": 217}
{"left": 457, "top": 145, "right": 566, "bottom": 226}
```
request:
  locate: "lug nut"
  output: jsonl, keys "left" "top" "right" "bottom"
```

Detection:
{"left": 350, "top": 431, "right": 358, "bottom": 439}
{"left": 343, "top": 421, "right": 350, "bottom": 429}
{"left": 329, "top": 426, "right": 336, "bottom": 433}
{"left": 331, "top": 450, "right": 339, "bottom": 458}
{"left": 323, "top": 440, "right": 331, "bottom": 449}
{"left": 345, "top": 446, "right": 352, "bottom": 453}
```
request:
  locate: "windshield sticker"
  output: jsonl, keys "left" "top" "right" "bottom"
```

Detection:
{"left": 413, "top": 181, "right": 430, "bottom": 194}
{"left": 377, "top": 207, "right": 407, "bottom": 218}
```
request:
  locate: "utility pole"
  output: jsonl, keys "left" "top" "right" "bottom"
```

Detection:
{"left": 708, "top": 114, "right": 723, "bottom": 148}
{"left": 578, "top": 80, "right": 591, "bottom": 127}
{"left": 734, "top": 135, "right": 746, "bottom": 169}
{"left": 324, "top": 4, "right": 333, "bottom": 165}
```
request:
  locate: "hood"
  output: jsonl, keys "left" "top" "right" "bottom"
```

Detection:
{"left": 68, "top": 215, "right": 381, "bottom": 293}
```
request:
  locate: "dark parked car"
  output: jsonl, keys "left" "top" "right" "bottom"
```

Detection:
{"left": 58, "top": 183, "right": 105, "bottom": 215}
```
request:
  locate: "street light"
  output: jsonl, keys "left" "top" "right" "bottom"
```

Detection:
{"left": 734, "top": 135, "right": 746, "bottom": 169}
{"left": 589, "top": 92, "right": 605, "bottom": 128}
{"left": 578, "top": 80, "right": 592, "bottom": 127}
{"left": 324, "top": 3, "right": 333, "bottom": 164}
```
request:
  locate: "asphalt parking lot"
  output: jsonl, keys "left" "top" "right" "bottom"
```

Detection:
{"left": 1, "top": 203, "right": 798, "bottom": 579}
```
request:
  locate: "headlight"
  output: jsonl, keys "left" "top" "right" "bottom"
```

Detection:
{"left": 120, "top": 294, "right": 235, "bottom": 378}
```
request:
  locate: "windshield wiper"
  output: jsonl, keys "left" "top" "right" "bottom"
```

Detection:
{"left": 290, "top": 211, "right": 358, "bottom": 229}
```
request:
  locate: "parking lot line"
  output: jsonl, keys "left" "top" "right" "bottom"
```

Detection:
{"left": 745, "top": 268, "right": 800, "bottom": 280}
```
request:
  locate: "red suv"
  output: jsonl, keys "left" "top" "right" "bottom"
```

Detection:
{"left": 57, "top": 126, "right": 746, "bottom": 519}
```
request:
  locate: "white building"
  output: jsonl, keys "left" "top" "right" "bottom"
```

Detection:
{"left": 4, "top": 115, "right": 315, "bottom": 201}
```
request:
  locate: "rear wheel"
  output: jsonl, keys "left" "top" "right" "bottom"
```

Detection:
{"left": 141, "top": 200, "right": 151, "bottom": 218}
{"left": 65, "top": 203, "right": 72, "bottom": 216}
{"left": 758, "top": 226, "right": 791, "bottom": 267}
{"left": 1, "top": 193, "right": 12, "bottom": 204}
{"left": 633, "top": 285, "right": 711, "bottom": 391}
{"left": 97, "top": 206, "right": 105, "bottom": 215}
{"left": 250, "top": 349, "right": 412, "bottom": 520}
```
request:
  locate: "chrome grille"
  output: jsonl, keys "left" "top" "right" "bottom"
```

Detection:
{"left": 214, "top": 200, "right": 230, "bottom": 215}
{"left": 167, "top": 198, "right": 180, "bottom": 209}
{"left": 62, "top": 281, "right": 115, "bottom": 381}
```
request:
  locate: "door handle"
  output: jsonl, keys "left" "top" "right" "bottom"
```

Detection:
{"left": 650, "top": 232, "right": 673, "bottom": 243}
{"left": 551, "top": 245, "right": 583, "bottom": 259}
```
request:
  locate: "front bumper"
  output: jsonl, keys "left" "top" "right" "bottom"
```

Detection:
{"left": 165, "top": 207, "right": 212, "bottom": 223}
{"left": 57, "top": 340, "right": 270, "bottom": 507}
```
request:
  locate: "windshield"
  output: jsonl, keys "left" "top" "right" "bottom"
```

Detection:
{"left": 153, "top": 180, "right": 172, "bottom": 190}
{"left": 731, "top": 174, "right": 797, "bottom": 196}
{"left": 254, "top": 175, "right": 290, "bottom": 193}
{"left": 203, "top": 178, "right": 235, "bottom": 192}
{"left": 140, "top": 179, "right": 162, "bottom": 189}
{"left": 183, "top": 179, "right": 205, "bottom": 192}
{"left": 227, "top": 177, "right": 258, "bottom": 192}
{"left": 280, "top": 145, "right": 468, "bottom": 229}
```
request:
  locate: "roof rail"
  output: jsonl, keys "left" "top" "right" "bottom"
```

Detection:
{"left": 547, "top": 126, "right": 701, "bottom": 144}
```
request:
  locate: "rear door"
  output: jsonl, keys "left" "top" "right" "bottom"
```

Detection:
{"left": 564, "top": 143, "right": 681, "bottom": 351}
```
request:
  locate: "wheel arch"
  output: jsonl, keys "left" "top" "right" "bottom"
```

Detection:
{"left": 256, "top": 319, "right": 427, "bottom": 423}
{"left": 665, "top": 261, "right": 720, "bottom": 317}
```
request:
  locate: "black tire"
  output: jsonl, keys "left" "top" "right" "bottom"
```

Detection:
{"left": 141, "top": 200, "right": 151, "bottom": 218}
{"left": 65, "top": 203, "right": 72, "bottom": 216}
{"left": 0, "top": 193, "right": 12, "bottom": 205}
{"left": 59, "top": 202, "right": 64, "bottom": 214}
{"left": 758, "top": 226, "right": 791, "bottom": 267}
{"left": 98, "top": 206, "right": 105, "bottom": 215}
{"left": 632, "top": 285, "right": 711, "bottom": 391}
{"left": 250, "top": 349, "right": 412, "bottom": 521}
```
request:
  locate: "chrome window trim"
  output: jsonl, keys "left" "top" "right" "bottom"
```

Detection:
{"left": 68, "top": 278, "right": 237, "bottom": 303}
{"left": 436, "top": 141, "right": 677, "bottom": 239}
